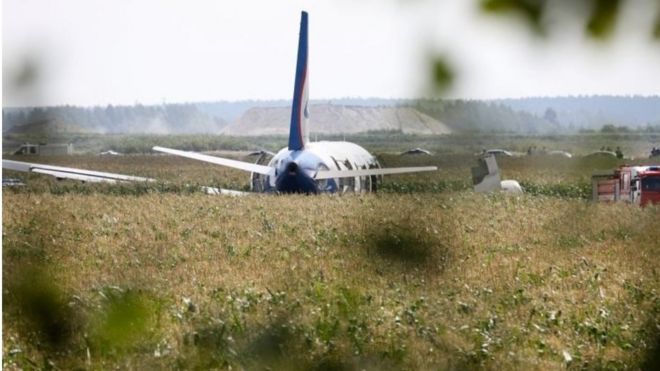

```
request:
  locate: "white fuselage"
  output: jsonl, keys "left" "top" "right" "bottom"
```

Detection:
{"left": 253, "top": 141, "right": 381, "bottom": 193}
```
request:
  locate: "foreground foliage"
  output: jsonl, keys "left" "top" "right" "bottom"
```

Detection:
{"left": 3, "top": 192, "right": 659, "bottom": 370}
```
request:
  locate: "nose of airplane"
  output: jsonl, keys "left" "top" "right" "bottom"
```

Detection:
{"left": 275, "top": 161, "right": 318, "bottom": 194}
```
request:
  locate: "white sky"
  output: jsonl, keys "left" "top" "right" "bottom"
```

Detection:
{"left": 3, "top": 0, "right": 660, "bottom": 106}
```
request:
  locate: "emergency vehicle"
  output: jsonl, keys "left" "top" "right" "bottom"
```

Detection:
{"left": 592, "top": 165, "right": 660, "bottom": 206}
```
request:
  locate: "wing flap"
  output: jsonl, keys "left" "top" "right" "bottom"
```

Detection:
{"left": 153, "top": 146, "right": 274, "bottom": 176}
{"left": 32, "top": 169, "right": 122, "bottom": 183}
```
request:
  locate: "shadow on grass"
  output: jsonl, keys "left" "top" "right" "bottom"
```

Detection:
{"left": 360, "top": 207, "right": 454, "bottom": 274}
{"left": 370, "top": 223, "right": 435, "bottom": 264}
{"left": 180, "top": 317, "right": 295, "bottom": 369}
{"left": 641, "top": 316, "right": 660, "bottom": 371}
{"left": 181, "top": 312, "right": 401, "bottom": 371}
{"left": 244, "top": 320, "right": 292, "bottom": 362}
{"left": 7, "top": 266, "right": 79, "bottom": 351}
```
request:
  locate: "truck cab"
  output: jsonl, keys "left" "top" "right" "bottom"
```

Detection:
{"left": 637, "top": 168, "right": 660, "bottom": 206}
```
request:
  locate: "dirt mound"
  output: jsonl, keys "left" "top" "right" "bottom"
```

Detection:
{"left": 223, "top": 104, "right": 452, "bottom": 136}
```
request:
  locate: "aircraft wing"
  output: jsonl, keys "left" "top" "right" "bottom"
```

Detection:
{"left": 3, "top": 159, "right": 248, "bottom": 196}
{"left": 153, "top": 146, "right": 275, "bottom": 176}
{"left": 3, "top": 159, "right": 154, "bottom": 183}
{"left": 313, "top": 166, "right": 438, "bottom": 180}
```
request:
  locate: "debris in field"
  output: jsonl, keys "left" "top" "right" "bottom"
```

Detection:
{"left": 586, "top": 150, "right": 617, "bottom": 158}
{"left": 2, "top": 178, "right": 25, "bottom": 187}
{"left": 183, "top": 297, "right": 197, "bottom": 312}
{"left": 547, "top": 150, "right": 572, "bottom": 158}
{"left": 401, "top": 148, "right": 432, "bottom": 155}
{"left": 99, "top": 150, "right": 122, "bottom": 156}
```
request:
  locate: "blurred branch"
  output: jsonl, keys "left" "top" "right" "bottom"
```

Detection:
{"left": 13, "top": 59, "right": 39, "bottom": 88}
{"left": 480, "top": 0, "right": 660, "bottom": 41}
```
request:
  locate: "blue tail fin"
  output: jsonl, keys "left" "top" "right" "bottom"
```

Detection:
{"left": 288, "top": 11, "right": 309, "bottom": 151}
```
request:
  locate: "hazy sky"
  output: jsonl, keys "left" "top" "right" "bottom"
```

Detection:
{"left": 3, "top": 0, "right": 660, "bottom": 106}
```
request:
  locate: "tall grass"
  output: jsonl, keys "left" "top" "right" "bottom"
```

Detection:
{"left": 3, "top": 192, "right": 659, "bottom": 369}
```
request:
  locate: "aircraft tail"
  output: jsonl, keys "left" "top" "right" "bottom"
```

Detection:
{"left": 288, "top": 11, "right": 309, "bottom": 150}
{"left": 472, "top": 155, "right": 523, "bottom": 194}
{"left": 472, "top": 155, "right": 502, "bottom": 193}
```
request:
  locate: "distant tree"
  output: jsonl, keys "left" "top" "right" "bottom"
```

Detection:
{"left": 579, "top": 128, "right": 596, "bottom": 134}
{"left": 543, "top": 107, "right": 558, "bottom": 124}
{"left": 600, "top": 124, "right": 617, "bottom": 133}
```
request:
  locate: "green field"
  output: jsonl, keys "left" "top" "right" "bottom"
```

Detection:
{"left": 3, "top": 134, "right": 660, "bottom": 370}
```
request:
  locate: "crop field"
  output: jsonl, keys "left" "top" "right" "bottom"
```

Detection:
{"left": 3, "top": 134, "right": 660, "bottom": 370}
{"left": 3, "top": 131, "right": 659, "bottom": 157}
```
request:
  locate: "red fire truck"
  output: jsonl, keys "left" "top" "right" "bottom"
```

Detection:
{"left": 592, "top": 165, "right": 660, "bottom": 206}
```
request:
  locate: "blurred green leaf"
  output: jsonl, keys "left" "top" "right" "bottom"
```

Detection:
{"left": 480, "top": 0, "right": 545, "bottom": 32}
{"left": 586, "top": 0, "right": 620, "bottom": 39}
{"left": 431, "top": 57, "right": 454, "bottom": 93}
{"left": 90, "top": 290, "right": 157, "bottom": 353}
{"left": 480, "top": 0, "right": 660, "bottom": 40}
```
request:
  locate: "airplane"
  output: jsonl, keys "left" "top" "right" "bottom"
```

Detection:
{"left": 3, "top": 11, "right": 436, "bottom": 195}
